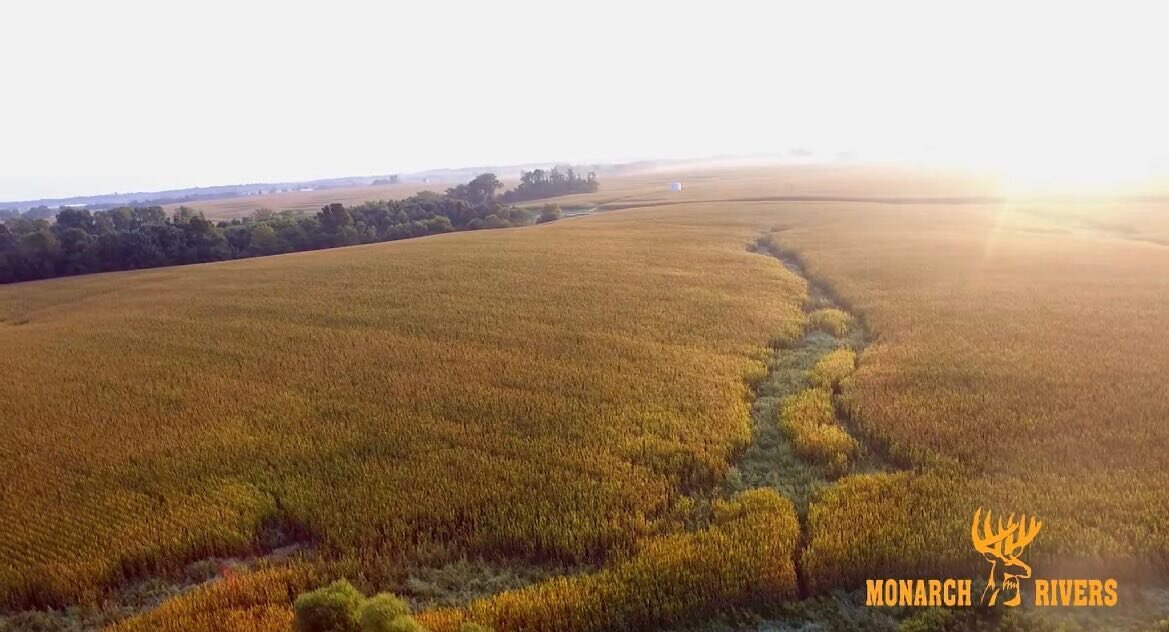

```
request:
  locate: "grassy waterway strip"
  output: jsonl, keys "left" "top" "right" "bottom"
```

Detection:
{"left": 691, "top": 233, "right": 1169, "bottom": 632}
{"left": 731, "top": 236, "right": 886, "bottom": 594}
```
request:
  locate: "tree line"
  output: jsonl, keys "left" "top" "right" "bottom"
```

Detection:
{"left": 1, "top": 206, "right": 56, "bottom": 222}
{"left": 0, "top": 172, "right": 582, "bottom": 284}
{"left": 501, "top": 166, "right": 598, "bottom": 203}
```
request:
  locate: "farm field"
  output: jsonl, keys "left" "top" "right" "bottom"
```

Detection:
{"left": 0, "top": 186, "right": 810, "bottom": 631}
{"left": 164, "top": 164, "right": 1005, "bottom": 222}
{"left": 3, "top": 166, "right": 1169, "bottom": 630}
{"left": 163, "top": 182, "right": 448, "bottom": 220}
{"left": 766, "top": 199, "right": 1169, "bottom": 588}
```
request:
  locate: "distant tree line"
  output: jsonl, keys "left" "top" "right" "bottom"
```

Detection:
{"left": 0, "top": 176, "right": 413, "bottom": 217}
{"left": 1, "top": 206, "right": 55, "bottom": 222}
{"left": 501, "top": 166, "right": 598, "bottom": 203}
{"left": 0, "top": 172, "right": 574, "bottom": 284}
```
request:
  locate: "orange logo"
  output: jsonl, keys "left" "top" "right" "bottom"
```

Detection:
{"left": 970, "top": 508, "right": 1041, "bottom": 606}
{"left": 865, "top": 508, "right": 1117, "bottom": 608}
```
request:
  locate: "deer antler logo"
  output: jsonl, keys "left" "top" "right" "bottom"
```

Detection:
{"left": 971, "top": 508, "right": 1042, "bottom": 606}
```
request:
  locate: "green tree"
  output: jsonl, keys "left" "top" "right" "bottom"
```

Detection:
{"left": 18, "top": 225, "right": 60, "bottom": 279}
{"left": 467, "top": 173, "right": 502, "bottom": 203}
{"left": 172, "top": 206, "right": 200, "bottom": 225}
{"left": 318, "top": 203, "right": 353, "bottom": 232}
{"left": 132, "top": 206, "right": 167, "bottom": 225}
{"left": 447, "top": 173, "right": 503, "bottom": 205}
{"left": 93, "top": 212, "right": 116, "bottom": 235}
{"left": 55, "top": 208, "right": 97, "bottom": 234}
{"left": 245, "top": 224, "right": 284, "bottom": 256}
{"left": 106, "top": 207, "right": 136, "bottom": 230}
{"left": 358, "top": 593, "right": 423, "bottom": 632}
{"left": 57, "top": 227, "right": 95, "bottom": 274}
{"left": 293, "top": 580, "right": 363, "bottom": 632}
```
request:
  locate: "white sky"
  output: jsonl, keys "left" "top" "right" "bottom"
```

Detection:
{"left": 2, "top": 0, "right": 1167, "bottom": 200}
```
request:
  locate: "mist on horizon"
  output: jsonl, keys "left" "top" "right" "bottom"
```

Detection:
{"left": 2, "top": 0, "right": 1167, "bottom": 201}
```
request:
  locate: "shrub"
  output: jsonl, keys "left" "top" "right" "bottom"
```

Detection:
{"left": 358, "top": 593, "right": 411, "bottom": 632}
{"left": 807, "top": 308, "right": 853, "bottom": 338}
{"left": 809, "top": 348, "right": 856, "bottom": 390}
{"left": 294, "top": 582, "right": 428, "bottom": 632}
{"left": 537, "top": 204, "right": 563, "bottom": 224}
{"left": 294, "top": 580, "right": 364, "bottom": 632}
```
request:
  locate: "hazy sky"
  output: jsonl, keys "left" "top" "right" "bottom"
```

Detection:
{"left": 2, "top": 1, "right": 1167, "bottom": 200}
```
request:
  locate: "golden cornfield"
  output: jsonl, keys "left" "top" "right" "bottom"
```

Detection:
{"left": 3, "top": 166, "right": 1169, "bottom": 630}
{"left": 0, "top": 196, "right": 809, "bottom": 629}
{"left": 418, "top": 489, "right": 799, "bottom": 632}
{"left": 767, "top": 194, "right": 1169, "bottom": 594}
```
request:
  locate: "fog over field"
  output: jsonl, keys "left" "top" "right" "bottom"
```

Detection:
{"left": 2, "top": 1, "right": 1167, "bottom": 201}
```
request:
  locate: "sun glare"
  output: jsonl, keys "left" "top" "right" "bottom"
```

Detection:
{"left": 989, "top": 150, "right": 1164, "bottom": 197}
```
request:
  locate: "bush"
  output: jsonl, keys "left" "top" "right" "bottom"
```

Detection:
{"left": 358, "top": 593, "right": 411, "bottom": 631}
{"left": 458, "top": 624, "right": 493, "bottom": 632}
{"left": 537, "top": 204, "right": 563, "bottom": 224}
{"left": 295, "top": 582, "right": 427, "bottom": 632}
{"left": 807, "top": 308, "right": 853, "bottom": 338}
{"left": 294, "top": 580, "right": 364, "bottom": 632}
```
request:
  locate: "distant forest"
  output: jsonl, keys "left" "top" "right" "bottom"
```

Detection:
{"left": 0, "top": 171, "right": 591, "bottom": 284}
